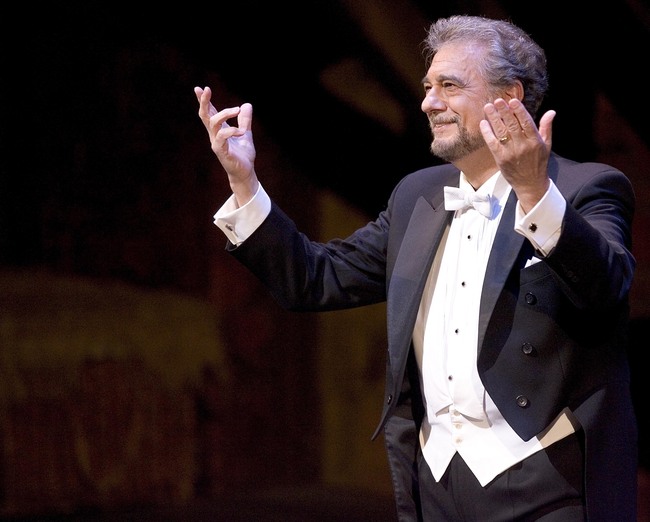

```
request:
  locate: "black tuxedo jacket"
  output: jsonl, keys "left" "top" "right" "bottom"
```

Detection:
{"left": 227, "top": 152, "right": 637, "bottom": 521}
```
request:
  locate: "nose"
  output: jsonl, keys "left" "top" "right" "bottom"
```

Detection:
{"left": 421, "top": 89, "right": 445, "bottom": 114}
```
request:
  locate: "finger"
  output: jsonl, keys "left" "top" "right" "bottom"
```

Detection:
{"left": 237, "top": 103, "right": 254, "bottom": 132}
{"left": 538, "top": 109, "right": 556, "bottom": 149}
{"left": 195, "top": 86, "right": 206, "bottom": 119}
{"left": 482, "top": 102, "right": 509, "bottom": 141}
{"left": 209, "top": 106, "right": 241, "bottom": 132}
{"left": 196, "top": 86, "right": 218, "bottom": 121}
{"left": 508, "top": 99, "right": 536, "bottom": 137}
{"left": 494, "top": 98, "right": 524, "bottom": 136}
{"left": 479, "top": 118, "right": 501, "bottom": 147}
{"left": 193, "top": 86, "right": 204, "bottom": 102}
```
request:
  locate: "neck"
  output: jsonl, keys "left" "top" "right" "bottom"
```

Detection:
{"left": 453, "top": 146, "right": 499, "bottom": 190}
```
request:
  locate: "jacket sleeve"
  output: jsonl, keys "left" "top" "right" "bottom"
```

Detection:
{"left": 546, "top": 163, "right": 635, "bottom": 310}
{"left": 227, "top": 201, "right": 389, "bottom": 312}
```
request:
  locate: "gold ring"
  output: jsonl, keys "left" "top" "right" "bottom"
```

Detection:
{"left": 499, "top": 135, "right": 510, "bottom": 143}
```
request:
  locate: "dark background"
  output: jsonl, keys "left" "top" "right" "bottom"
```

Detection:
{"left": 3, "top": 1, "right": 649, "bottom": 269}
{"left": 1, "top": 1, "right": 649, "bottom": 520}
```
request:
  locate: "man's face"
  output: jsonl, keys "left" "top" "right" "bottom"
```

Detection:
{"left": 421, "top": 42, "right": 492, "bottom": 163}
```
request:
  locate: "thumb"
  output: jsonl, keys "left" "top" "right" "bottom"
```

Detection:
{"left": 538, "top": 109, "right": 556, "bottom": 150}
{"left": 238, "top": 103, "right": 254, "bottom": 132}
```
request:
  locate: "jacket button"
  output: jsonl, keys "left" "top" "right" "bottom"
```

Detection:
{"left": 387, "top": 394, "right": 393, "bottom": 405}
{"left": 521, "top": 342, "right": 535, "bottom": 355}
{"left": 525, "top": 292, "right": 537, "bottom": 305}
{"left": 516, "top": 395, "right": 529, "bottom": 408}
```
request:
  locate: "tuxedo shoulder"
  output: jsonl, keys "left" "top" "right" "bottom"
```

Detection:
{"left": 550, "top": 152, "right": 626, "bottom": 176}
{"left": 550, "top": 153, "right": 634, "bottom": 201}
{"left": 394, "top": 163, "right": 459, "bottom": 190}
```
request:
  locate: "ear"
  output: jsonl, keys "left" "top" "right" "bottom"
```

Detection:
{"left": 504, "top": 80, "right": 524, "bottom": 101}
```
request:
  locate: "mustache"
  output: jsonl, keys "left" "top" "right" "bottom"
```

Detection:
{"left": 429, "top": 116, "right": 459, "bottom": 126}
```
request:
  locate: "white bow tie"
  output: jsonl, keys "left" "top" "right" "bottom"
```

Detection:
{"left": 443, "top": 186, "right": 495, "bottom": 218}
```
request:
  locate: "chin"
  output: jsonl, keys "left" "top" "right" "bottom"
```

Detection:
{"left": 431, "top": 141, "right": 454, "bottom": 157}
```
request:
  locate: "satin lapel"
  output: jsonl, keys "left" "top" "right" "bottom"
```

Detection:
{"left": 387, "top": 194, "right": 451, "bottom": 380}
{"left": 477, "top": 190, "right": 526, "bottom": 352}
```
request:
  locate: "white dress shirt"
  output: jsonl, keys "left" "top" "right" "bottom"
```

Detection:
{"left": 413, "top": 171, "right": 574, "bottom": 486}
{"left": 214, "top": 171, "right": 576, "bottom": 487}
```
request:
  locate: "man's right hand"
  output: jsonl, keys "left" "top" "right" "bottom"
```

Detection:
{"left": 195, "top": 86, "right": 259, "bottom": 207}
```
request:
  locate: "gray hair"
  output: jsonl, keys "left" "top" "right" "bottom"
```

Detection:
{"left": 423, "top": 15, "right": 548, "bottom": 118}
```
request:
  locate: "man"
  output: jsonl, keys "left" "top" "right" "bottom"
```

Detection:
{"left": 195, "top": 14, "right": 637, "bottom": 522}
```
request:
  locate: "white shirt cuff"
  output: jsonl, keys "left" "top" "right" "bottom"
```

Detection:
{"left": 514, "top": 180, "right": 566, "bottom": 256}
{"left": 213, "top": 184, "right": 272, "bottom": 246}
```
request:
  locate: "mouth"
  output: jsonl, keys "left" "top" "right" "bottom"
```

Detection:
{"left": 432, "top": 121, "right": 456, "bottom": 137}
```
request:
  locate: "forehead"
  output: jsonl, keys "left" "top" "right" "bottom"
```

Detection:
{"left": 426, "top": 41, "right": 484, "bottom": 81}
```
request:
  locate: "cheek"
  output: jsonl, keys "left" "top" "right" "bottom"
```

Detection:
{"left": 456, "top": 101, "right": 488, "bottom": 130}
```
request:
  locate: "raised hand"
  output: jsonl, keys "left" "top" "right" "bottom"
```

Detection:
{"left": 479, "top": 98, "right": 556, "bottom": 213}
{"left": 195, "top": 86, "right": 259, "bottom": 206}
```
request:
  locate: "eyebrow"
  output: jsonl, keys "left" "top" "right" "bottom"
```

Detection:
{"left": 422, "top": 73, "right": 465, "bottom": 86}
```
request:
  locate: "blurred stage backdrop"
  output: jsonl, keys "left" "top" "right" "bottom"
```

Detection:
{"left": 1, "top": 1, "right": 648, "bottom": 519}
